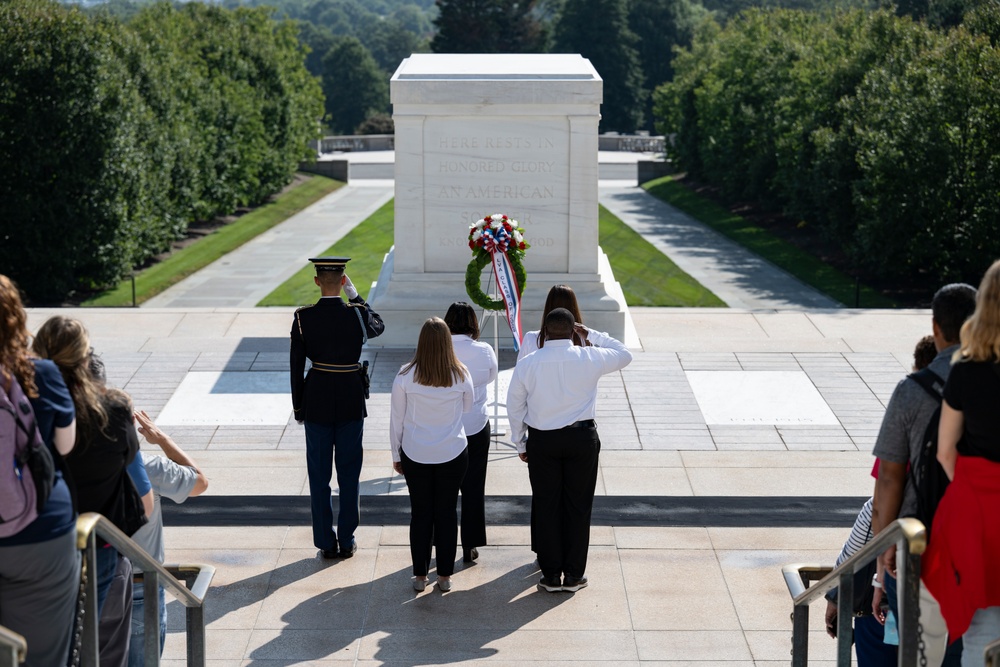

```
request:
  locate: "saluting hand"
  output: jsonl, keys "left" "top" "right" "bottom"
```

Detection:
{"left": 343, "top": 274, "right": 359, "bottom": 300}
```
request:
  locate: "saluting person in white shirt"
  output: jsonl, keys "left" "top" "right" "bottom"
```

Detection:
{"left": 444, "top": 302, "right": 498, "bottom": 564}
{"left": 508, "top": 308, "right": 632, "bottom": 593}
{"left": 391, "top": 318, "right": 475, "bottom": 592}
{"left": 517, "top": 284, "right": 589, "bottom": 362}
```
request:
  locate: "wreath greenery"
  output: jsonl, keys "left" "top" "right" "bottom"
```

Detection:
{"left": 464, "top": 214, "right": 530, "bottom": 311}
{"left": 465, "top": 250, "right": 527, "bottom": 311}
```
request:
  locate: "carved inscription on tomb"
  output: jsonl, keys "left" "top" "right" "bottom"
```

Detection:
{"left": 422, "top": 119, "right": 570, "bottom": 270}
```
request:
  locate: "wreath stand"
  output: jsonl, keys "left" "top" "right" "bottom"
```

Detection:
{"left": 476, "top": 263, "right": 508, "bottom": 440}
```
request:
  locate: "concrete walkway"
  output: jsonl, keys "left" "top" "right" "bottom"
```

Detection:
{"left": 142, "top": 167, "right": 836, "bottom": 312}
{"left": 143, "top": 183, "right": 393, "bottom": 309}
{"left": 599, "top": 186, "right": 841, "bottom": 310}
{"left": 22, "top": 305, "right": 930, "bottom": 666}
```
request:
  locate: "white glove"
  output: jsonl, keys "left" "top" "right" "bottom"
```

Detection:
{"left": 343, "top": 274, "right": 359, "bottom": 300}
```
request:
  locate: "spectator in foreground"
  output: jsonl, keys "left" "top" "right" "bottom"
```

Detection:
{"left": 871, "top": 284, "right": 976, "bottom": 665}
{"left": 128, "top": 410, "right": 208, "bottom": 666}
{"left": 0, "top": 275, "right": 79, "bottom": 667}
{"left": 925, "top": 259, "right": 1000, "bottom": 666}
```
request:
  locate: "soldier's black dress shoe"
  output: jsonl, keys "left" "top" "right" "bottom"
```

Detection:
{"left": 320, "top": 548, "right": 339, "bottom": 559}
{"left": 339, "top": 541, "right": 357, "bottom": 558}
{"left": 463, "top": 547, "right": 479, "bottom": 563}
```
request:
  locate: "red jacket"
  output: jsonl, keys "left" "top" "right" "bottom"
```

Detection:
{"left": 922, "top": 455, "right": 1000, "bottom": 639}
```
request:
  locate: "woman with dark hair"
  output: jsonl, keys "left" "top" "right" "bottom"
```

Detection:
{"left": 925, "top": 259, "right": 1000, "bottom": 666}
{"left": 0, "top": 275, "right": 80, "bottom": 667}
{"left": 517, "top": 284, "right": 588, "bottom": 361}
{"left": 32, "top": 316, "right": 147, "bottom": 619}
{"left": 443, "top": 302, "right": 498, "bottom": 563}
{"left": 391, "top": 318, "right": 474, "bottom": 592}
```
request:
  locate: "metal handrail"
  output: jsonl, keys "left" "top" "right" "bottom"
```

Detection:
{"left": 783, "top": 517, "right": 926, "bottom": 666}
{"left": 76, "top": 513, "right": 215, "bottom": 667}
{"left": 986, "top": 638, "right": 1000, "bottom": 666}
{"left": 0, "top": 625, "right": 26, "bottom": 667}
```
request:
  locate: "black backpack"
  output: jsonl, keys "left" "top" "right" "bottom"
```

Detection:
{"left": 906, "top": 368, "right": 951, "bottom": 539}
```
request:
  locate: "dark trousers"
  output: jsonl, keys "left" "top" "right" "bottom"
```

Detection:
{"left": 460, "top": 423, "right": 491, "bottom": 549}
{"left": 526, "top": 424, "right": 600, "bottom": 580}
{"left": 304, "top": 419, "right": 364, "bottom": 552}
{"left": 401, "top": 447, "right": 468, "bottom": 577}
{"left": 854, "top": 613, "right": 897, "bottom": 666}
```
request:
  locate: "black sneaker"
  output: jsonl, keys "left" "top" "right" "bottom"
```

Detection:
{"left": 562, "top": 576, "right": 588, "bottom": 592}
{"left": 537, "top": 575, "right": 562, "bottom": 593}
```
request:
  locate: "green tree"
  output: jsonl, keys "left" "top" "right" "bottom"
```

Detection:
{"left": 845, "top": 27, "right": 1000, "bottom": 282}
{"left": 0, "top": 0, "right": 159, "bottom": 300}
{"left": 322, "top": 36, "right": 390, "bottom": 133}
{"left": 628, "top": 0, "right": 710, "bottom": 132}
{"left": 431, "top": 0, "right": 546, "bottom": 53}
{"left": 362, "top": 17, "right": 427, "bottom": 72}
{"left": 554, "top": 0, "right": 645, "bottom": 132}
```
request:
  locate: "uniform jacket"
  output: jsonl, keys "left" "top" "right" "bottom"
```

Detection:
{"left": 290, "top": 295, "right": 384, "bottom": 424}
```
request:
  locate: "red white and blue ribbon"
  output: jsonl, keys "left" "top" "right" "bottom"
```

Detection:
{"left": 490, "top": 251, "right": 523, "bottom": 351}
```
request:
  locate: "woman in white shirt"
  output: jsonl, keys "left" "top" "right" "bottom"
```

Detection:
{"left": 391, "top": 318, "right": 475, "bottom": 592}
{"left": 517, "top": 284, "right": 589, "bottom": 362}
{"left": 444, "top": 302, "right": 498, "bottom": 564}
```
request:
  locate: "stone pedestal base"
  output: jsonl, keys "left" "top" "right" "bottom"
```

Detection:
{"left": 368, "top": 247, "right": 631, "bottom": 349}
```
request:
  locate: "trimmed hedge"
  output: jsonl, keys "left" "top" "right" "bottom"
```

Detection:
{"left": 655, "top": 7, "right": 1000, "bottom": 285}
{"left": 0, "top": 0, "right": 323, "bottom": 302}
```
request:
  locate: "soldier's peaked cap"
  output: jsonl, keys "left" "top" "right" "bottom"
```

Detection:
{"left": 309, "top": 257, "right": 350, "bottom": 272}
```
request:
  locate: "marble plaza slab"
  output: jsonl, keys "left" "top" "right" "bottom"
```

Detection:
{"left": 686, "top": 370, "right": 841, "bottom": 426}
{"left": 156, "top": 371, "right": 292, "bottom": 426}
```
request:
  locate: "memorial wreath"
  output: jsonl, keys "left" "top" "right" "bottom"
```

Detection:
{"left": 465, "top": 214, "right": 530, "bottom": 310}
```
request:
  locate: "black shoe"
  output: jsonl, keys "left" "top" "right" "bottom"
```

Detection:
{"left": 320, "top": 548, "right": 338, "bottom": 559}
{"left": 562, "top": 575, "right": 588, "bottom": 592}
{"left": 537, "top": 575, "right": 562, "bottom": 593}
{"left": 339, "top": 541, "right": 357, "bottom": 558}
{"left": 463, "top": 547, "right": 479, "bottom": 563}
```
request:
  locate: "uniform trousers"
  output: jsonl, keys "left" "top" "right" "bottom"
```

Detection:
{"left": 304, "top": 419, "right": 364, "bottom": 552}
{"left": 460, "top": 423, "right": 491, "bottom": 549}
{"left": 526, "top": 423, "right": 601, "bottom": 580}
{"left": 0, "top": 528, "right": 80, "bottom": 667}
{"left": 401, "top": 448, "right": 468, "bottom": 577}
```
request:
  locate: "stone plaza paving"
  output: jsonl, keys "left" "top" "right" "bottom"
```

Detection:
{"left": 24, "top": 305, "right": 935, "bottom": 665}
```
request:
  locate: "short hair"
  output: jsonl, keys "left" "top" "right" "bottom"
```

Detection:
{"left": 316, "top": 269, "right": 344, "bottom": 288}
{"left": 932, "top": 283, "right": 977, "bottom": 343}
{"left": 543, "top": 308, "right": 575, "bottom": 340}
{"left": 444, "top": 302, "right": 479, "bottom": 340}
{"left": 912, "top": 335, "right": 936, "bottom": 371}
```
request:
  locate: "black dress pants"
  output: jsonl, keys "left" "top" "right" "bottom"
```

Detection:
{"left": 460, "top": 422, "right": 491, "bottom": 549}
{"left": 526, "top": 423, "right": 601, "bottom": 580}
{"left": 401, "top": 447, "right": 469, "bottom": 577}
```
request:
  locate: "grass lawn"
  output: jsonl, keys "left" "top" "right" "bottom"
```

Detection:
{"left": 599, "top": 204, "right": 725, "bottom": 307}
{"left": 258, "top": 198, "right": 394, "bottom": 306}
{"left": 83, "top": 174, "right": 343, "bottom": 307}
{"left": 642, "top": 176, "right": 896, "bottom": 308}
{"left": 261, "top": 200, "right": 725, "bottom": 308}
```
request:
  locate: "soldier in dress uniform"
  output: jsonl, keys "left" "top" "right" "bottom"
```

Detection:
{"left": 290, "top": 257, "right": 385, "bottom": 558}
